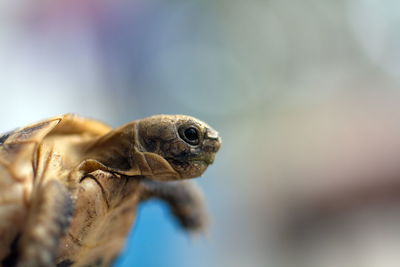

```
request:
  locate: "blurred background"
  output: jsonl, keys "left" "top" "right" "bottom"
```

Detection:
{"left": 2, "top": 0, "right": 400, "bottom": 266}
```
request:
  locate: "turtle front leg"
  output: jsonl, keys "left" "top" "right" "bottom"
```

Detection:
{"left": 140, "top": 179, "right": 209, "bottom": 233}
{"left": 13, "top": 180, "right": 74, "bottom": 267}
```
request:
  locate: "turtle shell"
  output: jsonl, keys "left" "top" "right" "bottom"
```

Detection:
{"left": 0, "top": 114, "right": 112, "bottom": 264}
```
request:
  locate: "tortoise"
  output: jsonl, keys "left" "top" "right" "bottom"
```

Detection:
{"left": 0, "top": 114, "right": 221, "bottom": 267}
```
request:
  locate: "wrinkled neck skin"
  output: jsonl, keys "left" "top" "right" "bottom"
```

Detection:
{"left": 79, "top": 122, "right": 181, "bottom": 181}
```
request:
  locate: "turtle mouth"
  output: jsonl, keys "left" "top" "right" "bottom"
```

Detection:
{"left": 166, "top": 154, "right": 214, "bottom": 166}
{"left": 165, "top": 157, "right": 210, "bottom": 178}
{"left": 166, "top": 158, "right": 208, "bottom": 167}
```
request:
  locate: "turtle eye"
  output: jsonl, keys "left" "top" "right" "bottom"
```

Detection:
{"left": 179, "top": 126, "right": 200, "bottom": 145}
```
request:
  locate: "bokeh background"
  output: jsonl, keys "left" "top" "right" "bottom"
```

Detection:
{"left": 2, "top": 1, "right": 400, "bottom": 266}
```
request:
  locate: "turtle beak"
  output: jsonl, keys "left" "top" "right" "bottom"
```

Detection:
{"left": 202, "top": 128, "right": 222, "bottom": 162}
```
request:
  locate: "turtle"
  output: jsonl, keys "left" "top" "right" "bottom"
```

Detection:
{"left": 0, "top": 114, "right": 221, "bottom": 267}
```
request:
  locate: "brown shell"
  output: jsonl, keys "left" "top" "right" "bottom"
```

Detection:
{"left": 0, "top": 114, "right": 115, "bottom": 265}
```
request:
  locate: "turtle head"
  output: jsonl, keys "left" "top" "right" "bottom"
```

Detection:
{"left": 137, "top": 115, "right": 221, "bottom": 180}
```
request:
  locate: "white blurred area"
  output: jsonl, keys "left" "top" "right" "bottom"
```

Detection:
{"left": 2, "top": 1, "right": 400, "bottom": 267}
{"left": 0, "top": 0, "right": 112, "bottom": 128}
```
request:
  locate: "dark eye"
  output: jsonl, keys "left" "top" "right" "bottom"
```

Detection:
{"left": 179, "top": 126, "right": 200, "bottom": 145}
